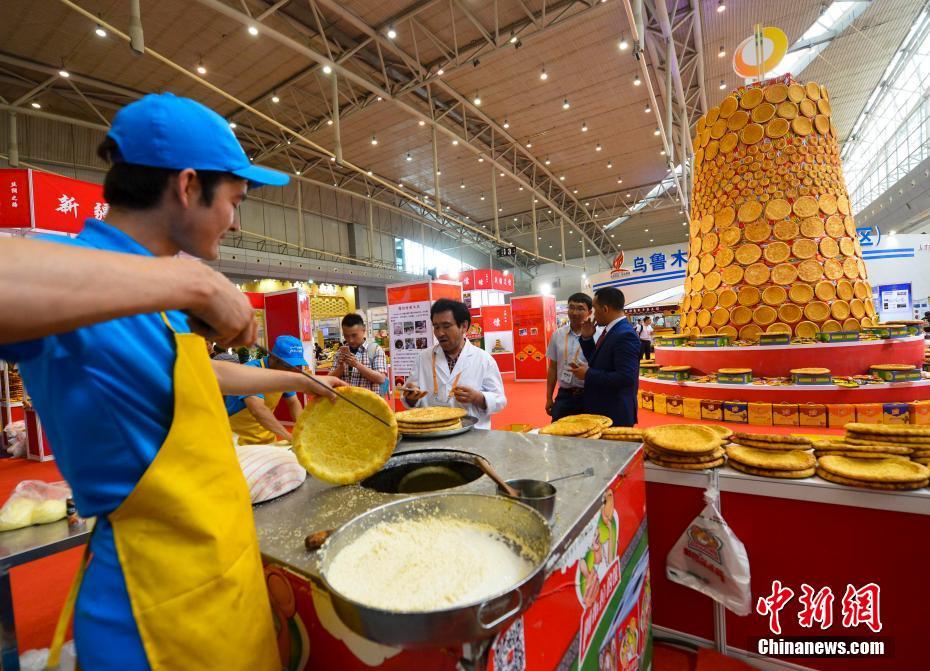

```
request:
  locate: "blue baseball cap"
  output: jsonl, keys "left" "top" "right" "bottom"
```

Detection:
{"left": 271, "top": 336, "right": 308, "bottom": 367}
{"left": 106, "top": 93, "right": 289, "bottom": 188}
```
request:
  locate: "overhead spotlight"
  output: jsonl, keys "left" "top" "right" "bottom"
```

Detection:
{"left": 653, "top": 127, "right": 660, "bottom": 136}
{"left": 330, "top": 156, "right": 336, "bottom": 162}
{"left": 387, "top": 26, "right": 397, "bottom": 39}
{"left": 248, "top": 25, "right": 259, "bottom": 36}
{"left": 371, "top": 135, "right": 378, "bottom": 145}
{"left": 460, "top": 180, "right": 466, "bottom": 189}
{"left": 717, "top": 0, "right": 726, "bottom": 13}
{"left": 540, "top": 66, "right": 548, "bottom": 81}
{"left": 271, "top": 93, "right": 280, "bottom": 103}
{"left": 478, "top": 156, "right": 485, "bottom": 162}
{"left": 633, "top": 75, "right": 641, "bottom": 86}
{"left": 719, "top": 79, "right": 726, "bottom": 89}
{"left": 573, "top": 188, "right": 578, "bottom": 193}
{"left": 31, "top": 101, "right": 41, "bottom": 109}
{"left": 617, "top": 177, "right": 623, "bottom": 183}
{"left": 473, "top": 92, "right": 482, "bottom": 106}
{"left": 323, "top": 64, "right": 333, "bottom": 75}
{"left": 228, "top": 121, "right": 237, "bottom": 129}
{"left": 559, "top": 175, "right": 566, "bottom": 181}
{"left": 502, "top": 118, "right": 510, "bottom": 129}
{"left": 645, "top": 104, "right": 651, "bottom": 113}
{"left": 326, "top": 119, "right": 333, "bottom": 125}
{"left": 58, "top": 69, "right": 70, "bottom": 78}
{"left": 377, "top": 96, "right": 382, "bottom": 101}
{"left": 660, "top": 149, "right": 666, "bottom": 155}
{"left": 526, "top": 141, "right": 532, "bottom": 148}
{"left": 607, "top": 160, "right": 613, "bottom": 169}
{"left": 437, "top": 170, "right": 442, "bottom": 175}
{"left": 405, "top": 152, "right": 412, "bottom": 162}
{"left": 499, "top": 207, "right": 503, "bottom": 211}
{"left": 480, "top": 193, "right": 486, "bottom": 200}
{"left": 519, "top": 186, "right": 524, "bottom": 191}
{"left": 367, "top": 170, "right": 373, "bottom": 176}
{"left": 196, "top": 61, "right": 207, "bottom": 75}
{"left": 499, "top": 172, "right": 505, "bottom": 177}
{"left": 585, "top": 202, "right": 591, "bottom": 207}
{"left": 509, "top": 33, "right": 518, "bottom": 44}
{"left": 718, "top": 45, "right": 726, "bottom": 58}
{"left": 436, "top": 68, "right": 445, "bottom": 76}
{"left": 595, "top": 142, "right": 602, "bottom": 152}
{"left": 581, "top": 121, "right": 588, "bottom": 132}
{"left": 418, "top": 119, "right": 426, "bottom": 126}
{"left": 452, "top": 139, "right": 459, "bottom": 146}
{"left": 95, "top": 25, "right": 107, "bottom": 38}
{"left": 295, "top": 170, "right": 301, "bottom": 175}
{"left": 562, "top": 98, "right": 570, "bottom": 110}
{"left": 619, "top": 36, "right": 629, "bottom": 51}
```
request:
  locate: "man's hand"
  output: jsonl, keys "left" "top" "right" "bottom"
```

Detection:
{"left": 452, "top": 384, "right": 485, "bottom": 408}
{"left": 403, "top": 382, "right": 428, "bottom": 404}
{"left": 342, "top": 353, "right": 359, "bottom": 369}
{"left": 297, "top": 374, "right": 347, "bottom": 400}
{"left": 579, "top": 319, "right": 596, "bottom": 339}
{"left": 545, "top": 398, "right": 554, "bottom": 416}
{"left": 185, "top": 261, "right": 256, "bottom": 348}
{"left": 569, "top": 361, "right": 588, "bottom": 380}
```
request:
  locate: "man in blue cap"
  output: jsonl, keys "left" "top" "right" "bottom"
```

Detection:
{"left": 226, "top": 335, "right": 312, "bottom": 444}
{"left": 0, "top": 93, "right": 344, "bottom": 670}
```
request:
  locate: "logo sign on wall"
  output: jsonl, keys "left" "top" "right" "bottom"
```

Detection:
{"left": 732, "top": 25, "right": 788, "bottom": 80}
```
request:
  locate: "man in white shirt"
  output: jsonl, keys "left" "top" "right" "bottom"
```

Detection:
{"left": 401, "top": 298, "right": 507, "bottom": 429}
{"left": 640, "top": 316, "right": 655, "bottom": 359}
{"left": 545, "top": 292, "right": 602, "bottom": 420}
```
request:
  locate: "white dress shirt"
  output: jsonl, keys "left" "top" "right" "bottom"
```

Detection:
{"left": 403, "top": 340, "right": 507, "bottom": 430}
{"left": 546, "top": 324, "right": 603, "bottom": 389}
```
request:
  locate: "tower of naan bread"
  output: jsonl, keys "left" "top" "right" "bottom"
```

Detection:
{"left": 678, "top": 78, "right": 877, "bottom": 341}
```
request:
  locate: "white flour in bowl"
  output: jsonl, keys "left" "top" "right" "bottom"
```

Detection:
{"left": 325, "top": 517, "right": 535, "bottom": 612}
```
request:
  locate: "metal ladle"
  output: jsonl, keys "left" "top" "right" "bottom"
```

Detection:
{"left": 545, "top": 467, "right": 594, "bottom": 485}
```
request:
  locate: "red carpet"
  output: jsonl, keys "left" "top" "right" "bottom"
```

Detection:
{"left": 6, "top": 374, "right": 831, "bottom": 655}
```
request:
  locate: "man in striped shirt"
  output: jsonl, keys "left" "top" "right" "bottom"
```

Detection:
{"left": 331, "top": 313, "right": 388, "bottom": 393}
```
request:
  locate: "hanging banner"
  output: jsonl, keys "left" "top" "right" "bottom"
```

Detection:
{"left": 0, "top": 168, "right": 106, "bottom": 233}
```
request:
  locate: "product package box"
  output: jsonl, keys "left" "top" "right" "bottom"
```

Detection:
{"left": 798, "top": 403, "right": 828, "bottom": 427}
{"left": 827, "top": 404, "right": 856, "bottom": 429}
{"left": 683, "top": 397, "right": 702, "bottom": 419}
{"left": 772, "top": 403, "right": 800, "bottom": 427}
{"left": 856, "top": 403, "right": 883, "bottom": 424}
{"left": 653, "top": 392, "right": 667, "bottom": 415}
{"left": 910, "top": 401, "right": 930, "bottom": 425}
{"left": 666, "top": 395, "right": 684, "bottom": 416}
{"left": 883, "top": 402, "right": 910, "bottom": 424}
{"left": 748, "top": 402, "right": 773, "bottom": 426}
{"left": 723, "top": 401, "right": 749, "bottom": 423}
{"left": 700, "top": 399, "right": 723, "bottom": 421}
{"left": 640, "top": 390, "right": 654, "bottom": 412}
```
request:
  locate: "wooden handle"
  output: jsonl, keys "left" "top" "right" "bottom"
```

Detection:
{"left": 304, "top": 529, "right": 334, "bottom": 552}
{"left": 476, "top": 457, "right": 521, "bottom": 498}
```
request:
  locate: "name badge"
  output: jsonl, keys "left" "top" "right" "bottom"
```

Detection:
{"left": 560, "top": 367, "right": 575, "bottom": 385}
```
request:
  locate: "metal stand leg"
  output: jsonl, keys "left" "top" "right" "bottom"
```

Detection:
{"left": 0, "top": 565, "right": 19, "bottom": 671}
{"left": 709, "top": 470, "right": 727, "bottom": 655}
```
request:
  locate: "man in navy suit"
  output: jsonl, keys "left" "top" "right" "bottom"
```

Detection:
{"left": 570, "top": 287, "right": 640, "bottom": 427}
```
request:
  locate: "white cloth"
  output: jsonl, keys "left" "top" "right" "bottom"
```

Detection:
{"left": 545, "top": 324, "right": 602, "bottom": 389}
{"left": 403, "top": 340, "right": 507, "bottom": 430}
{"left": 641, "top": 324, "right": 654, "bottom": 342}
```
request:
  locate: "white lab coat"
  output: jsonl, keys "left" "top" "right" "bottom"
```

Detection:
{"left": 403, "top": 340, "right": 507, "bottom": 429}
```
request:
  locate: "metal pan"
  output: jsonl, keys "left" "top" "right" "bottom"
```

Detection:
{"left": 398, "top": 415, "right": 478, "bottom": 440}
{"left": 315, "top": 492, "right": 553, "bottom": 647}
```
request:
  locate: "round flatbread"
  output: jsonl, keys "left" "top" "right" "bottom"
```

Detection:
{"left": 644, "top": 424, "right": 722, "bottom": 454}
{"left": 853, "top": 281, "right": 871, "bottom": 300}
{"left": 706, "top": 140, "right": 719, "bottom": 161}
{"left": 805, "top": 81, "right": 822, "bottom": 100}
{"left": 794, "top": 196, "right": 819, "bottom": 218}
{"left": 819, "top": 194, "right": 838, "bottom": 215}
{"left": 730, "top": 461, "right": 816, "bottom": 479}
{"left": 804, "top": 300, "right": 830, "bottom": 322}
{"left": 831, "top": 300, "right": 851, "bottom": 320}
{"left": 815, "top": 114, "right": 830, "bottom": 135}
{"left": 744, "top": 221, "right": 771, "bottom": 243}
{"left": 650, "top": 457, "right": 725, "bottom": 471}
{"left": 792, "top": 238, "right": 818, "bottom": 259}
{"left": 837, "top": 195, "right": 850, "bottom": 215}
{"left": 824, "top": 215, "right": 845, "bottom": 238}
{"left": 764, "top": 241, "right": 790, "bottom": 264}
{"left": 692, "top": 272, "right": 705, "bottom": 292}
{"left": 738, "top": 286, "right": 761, "bottom": 307}
{"left": 727, "top": 444, "right": 815, "bottom": 471}
{"left": 727, "top": 109, "right": 750, "bottom": 131}
{"left": 715, "top": 247, "right": 735, "bottom": 268}
{"left": 791, "top": 116, "right": 812, "bottom": 136}
{"left": 710, "top": 119, "right": 727, "bottom": 139}
{"left": 540, "top": 419, "right": 599, "bottom": 436}
{"left": 738, "top": 200, "right": 763, "bottom": 223}
{"left": 767, "top": 322, "right": 792, "bottom": 334}
{"left": 711, "top": 306, "right": 730, "bottom": 327}
{"left": 776, "top": 100, "right": 798, "bottom": 120}
{"left": 817, "top": 97, "right": 832, "bottom": 116}
{"left": 697, "top": 310, "right": 712, "bottom": 327}
{"left": 294, "top": 387, "right": 398, "bottom": 484}
{"left": 721, "top": 265, "right": 744, "bottom": 285}
{"left": 798, "top": 259, "right": 824, "bottom": 282}
{"left": 752, "top": 102, "right": 776, "bottom": 124}
{"left": 846, "top": 423, "right": 930, "bottom": 438}
{"left": 731, "top": 305, "right": 753, "bottom": 326}
{"left": 800, "top": 217, "right": 825, "bottom": 238}
{"left": 765, "top": 198, "right": 791, "bottom": 221}
{"left": 557, "top": 414, "right": 613, "bottom": 428}
{"left": 739, "top": 324, "right": 763, "bottom": 341}
{"left": 740, "top": 87, "right": 764, "bottom": 109}
{"left": 814, "top": 280, "right": 837, "bottom": 302}
{"left": 821, "top": 319, "right": 842, "bottom": 333}
{"left": 734, "top": 432, "right": 812, "bottom": 446}
{"left": 795, "top": 320, "right": 818, "bottom": 339}
{"left": 395, "top": 406, "right": 468, "bottom": 424}
{"left": 740, "top": 123, "right": 764, "bottom": 145}
{"left": 706, "top": 106, "right": 720, "bottom": 126}
{"left": 816, "top": 469, "right": 929, "bottom": 490}
{"left": 702, "top": 234, "right": 719, "bottom": 254}
{"left": 704, "top": 271, "right": 722, "bottom": 291}
{"left": 818, "top": 455, "right": 930, "bottom": 484}
{"left": 771, "top": 263, "right": 798, "bottom": 285}
{"left": 766, "top": 118, "right": 789, "bottom": 139}
{"left": 849, "top": 299, "right": 865, "bottom": 319}
{"left": 799, "top": 98, "right": 817, "bottom": 118}
{"left": 719, "top": 95, "right": 739, "bottom": 118}
{"left": 753, "top": 305, "right": 777, "bottom": 326}
{"left": 778, "top": 303, "right": 803, "bottom": 323}
{"left": 735, "top": 243, "right": 762, "bottom": 265}
{"left": 789, "top": 283, "right": 814, "bottom": 304}
{"left": 765, "top": 83, "right": 789, "bottom": 104}
{"left": 718, "top": 325, "right": 738, "bottom": 339}
{"left": 701, "top": 214, "right": 716, "bottom": 234}
{"left": 787, "top": 83, "right": 805, "bottom": 103}
{"left": 824, "top": 258, "right": 844, "bottom": 280}
{"left": 718, "top": 288, "right": 738, "bottom": 308}
{"left": 715, "top": 206, "right": 736, "bottom": 228}
{"left": 721, "top": 227, "right": 742, "bottom": 247}
{"left": 720, "top": 132, "right": 739, "bottom": 153}
{"left": 701, "top": 253, "right": 716, "bottom": 274}
{"left": 774, "top": 219, "right": 800, "bottom": 240}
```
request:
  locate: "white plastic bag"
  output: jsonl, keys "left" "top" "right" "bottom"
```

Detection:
{"left": 236, "top": 444, "right": 306, "bottom": 504}
{"left": 3, "top": 420, "right": 26, "bottom": 458}
{"left": 0, "top": 480, "right": 71, "bottom": 532}
{"left": 665, "top": 481, "right": 751, "bottom": 615}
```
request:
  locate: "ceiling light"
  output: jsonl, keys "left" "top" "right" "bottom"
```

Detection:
{"left": 473, "top": 93, "right": 482, "bottom": 106}
{"left": 534, "top": 198, "right": 539, "bottom": 203}
{"left": 437, "top": 170, "right": 442, "bottom": 175}
{"left": 271, "top": 94, "right": 280, "bottom": 103}
{"left": 377, "top": 96, "right": 382, "bottom": 101}
{"left": 619, "top": 35, "right": 629, "bottom": 51}
{"left": 398, "top": 183, "right": 403, "bottom": 188}
{"left": 418, "top": 119, "right": 426, "bottom": 126}
{"left": 326, "top": 119, "right": 333, "bottom": 125}
{"left": 436, "top": 68, "right": 444, "bottom": 76}
{"left": 387, "top": 26, "right": 397, "bottom": 39}
{"left": 196, "top": 62, "right": 207, "bottom": 75}
{"left": 330, "top": 156, "right": 336, "bottom": 162}
{"left": 559, "top": 175, "right": 565, "bottom": 181}
{"left": 499, "top": 172, "right": 505, "bottom": 177}
{"left": 95, "top": 25, "right": 107, "bottom": 38}
{"left": 719, "top": 79, "right": 726, "bottom": 89}
{"left": 581, "top": 121, "right": 588, "bottom": 132}
{"left": 545, "top": 156, "right": 551, "bottom": 165}
{"left": 682, "top": 221, "right": 687, "bottom": 226}
{"left": 633, "top": 75, "right": 641, "bottom": 86}
{"left": 650, "top": 239, "right": 654, "bottom": 242}
{"left": 502, "top": 118, "right": 510, "bottom": 129}
{"left": 228, "top": 121, "right": 237, "bottom": 129}
{"left": 295, "top": 170, "right": 301, "bottom": 175}
{"left": 660, "top": 149, "right": 666, "bottom": 155}
{"left": 585, "top": 202, "right": 591, "bottom": 207}
{"left": 595, "top": 142, "right": 602, "bottom": 152}
{"left": 452, "top": 139, "right": 459, "bottom": 146}
{"left": 30, "top": 101, "right": 41, "bottom": 109}
{"left": 562, "top": 98, "right": 570, "bottom": 110}
{"left": 626, "top": 193, "right": 631, "bottom": 198}
{"left": 718, "top": 45, "right": 726, "bottom": 58}
{"left": 607, "top": 160, "right": 613, "bottom": 169}
{"left": 509, "top": 33, "right": 518, "bottom": 44}
{"left": 617, "top": 177, "right": 623, "bottom": 183}
{"left": 371, "top": 135, "right": 378, "bottom": 145}
{"left": 644, "top": 104, "right": 651, "bottom": 113}
{"left": 717, "top": 0, "right": 726, "bottom": 13}
{"left": 58, "top": 69, "right": 70, "bottom": 78}
{"left": 367, "top": 170, "right": 373, "bottom": 176}
{"left": 478, "top": 156, "right": 485, "bottom": 162}
{"left": 499, "top": 207, "right": 503, "bottom": 212}
{"left": 248, "top": 25, "right": 259, "bottom": 36}
{"left": 526, "top": 141, "right": 532, "bottom": 148}
{"left": 654, "top": 127, "right": 661, "bottom": 136}
{"left": 405, "top": 152, "right": 412, "bottom": 161}
{"left": 323, "top": 64, "right": 333, "bottom": 75}
{"left": 539, "top": 66, "right": 548, "bottom": 81}
{"left": 480, "top": 194, "right": 486, "bottom": 200}
{"left": 460, "top": 181, "right": 466, "bottom": 189}
{"left": 573, "top": 188, "right": 578, "bottom": 193}
{"left": 519, "top": 186, "right": 524, "bottom": 191}
{"left": 645, "top": 228, "right": 649, "bottom": 232}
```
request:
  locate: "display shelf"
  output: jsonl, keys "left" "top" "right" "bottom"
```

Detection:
{"left": 654, "top": 334, "right": 925, "bottom": 377}
{"left": 640, "top": 375, "right": 930, "bottom": 403}
{"left": 0, "top": 402, "right": 23, "bottom": 408}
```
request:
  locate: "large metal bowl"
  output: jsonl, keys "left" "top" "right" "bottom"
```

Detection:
{"left": 316, "top": 492, "right": 552, "bottom": 647}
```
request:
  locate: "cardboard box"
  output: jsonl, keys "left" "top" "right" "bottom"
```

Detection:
{"left": 910, "top": 401, "right": 930, "bottom": 425}
{"left": 683, "top": 397, "right": 702, "bottom": 420}
{"left": 693, "top": 335, "right": 731, "bottom": 347}
{"left": 748, "top": 402, "right": 773, "bottom": 426}
{"left": 827, "top": 404, "right": 856, "bottom": 429}
{"left": 640, "top": 390, "right": 654, "bottom": 412}
{"left": 759, "top": 333, "right": 791, "bottom": 346}
{"left": 718, "top": 371, "right": 752, "bottom": 384}
{"left": 883, "top": 402, "right": 910, "bottom": 424}
{"left": 723, "top": 401, "right": 748, "bottom": 423}
{"left": 666, "top": 395, "right": 683, "bottom": 416}
{"left": 798, "top": 403, "right": 828, "bottom": 427}
{"left": 653, "top": 393, "right": 667, "bottom": 415}
{"left": 701, "top": 399, "right": 723, "bottom": 421}
{"left": 772, "top": 403, "right": 800, "bottom": 426}
{"left": 855, "top": 403, "right": 883, "bottom": 424}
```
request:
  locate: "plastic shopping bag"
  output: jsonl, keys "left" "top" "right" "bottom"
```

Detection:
{"left": 3, "top": 420, "right": 27, "bottom": 458}
{"left": 236, "top": 444, "right": 306, "bottom": 504}
{"left": 666, "top": 481, "right": 751, "bottom": 615}
{"left": 0, "top": 480, "right": 71, "bottom": 532}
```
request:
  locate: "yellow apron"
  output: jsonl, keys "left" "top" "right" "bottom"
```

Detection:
{"left": 50, "top": 316, "right": 279, "bottom": 670}
{"left": 229, "top": 358, "right": 285, "bottom": 445}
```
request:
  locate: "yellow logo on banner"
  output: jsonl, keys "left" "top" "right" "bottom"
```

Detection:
{"left": 733, "top": 26, "right": 788, "bottom": 79}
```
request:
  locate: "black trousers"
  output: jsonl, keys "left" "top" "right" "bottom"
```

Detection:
{"left": 640, "top": 339, "right": 652, "bottom": 359}
{"left": 551, "top": 387, "right": 585, "bottom": 420}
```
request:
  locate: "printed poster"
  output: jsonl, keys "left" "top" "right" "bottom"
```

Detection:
{"left": 387, "top": 300, "right": 432, "bottom": 388}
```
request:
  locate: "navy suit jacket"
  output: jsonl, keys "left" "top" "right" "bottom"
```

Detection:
{"left": 579, "top": 318, "right": 640, "bottom": 427}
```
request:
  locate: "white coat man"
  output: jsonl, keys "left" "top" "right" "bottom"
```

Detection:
{"left": 402, "top": 298, "right": 506, "bottom": 429}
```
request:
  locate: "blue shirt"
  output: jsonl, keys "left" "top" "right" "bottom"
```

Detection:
{"left": 0, "top": 218, "right": 190, "bottom": 669}
{"left": 223, "top": 357, "right": 295, "bottom": 415}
